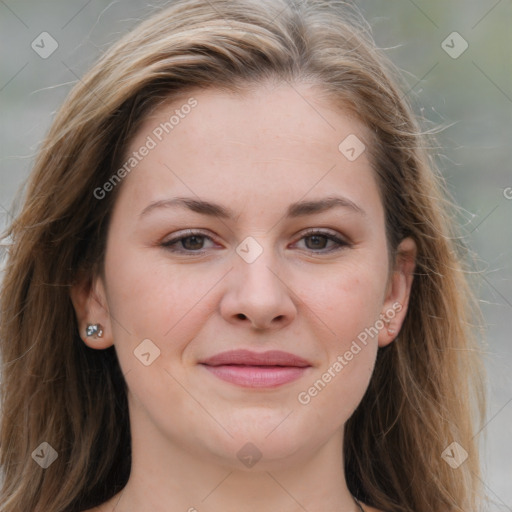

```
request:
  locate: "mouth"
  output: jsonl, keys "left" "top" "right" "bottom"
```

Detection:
{"left": 199, "top": 349, "right": 312, "bottom": 388}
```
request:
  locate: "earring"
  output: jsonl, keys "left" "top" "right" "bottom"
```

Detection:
{"left": 384, "top": 318, "right": 396, "bottom": 336}
{"left": 86, "top": 323, "right": 103, "bottom": 338}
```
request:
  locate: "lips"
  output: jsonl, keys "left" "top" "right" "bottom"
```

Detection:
{"left": 200, "top": 349, "right": 312, "bottom": 388}
{"left": 201, "top": 349, "right": 311, "bottom": 367}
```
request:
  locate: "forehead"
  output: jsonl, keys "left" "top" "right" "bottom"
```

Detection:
{"left": 138, "top": 82, "right": 369, "bottom": 161}
{"left": 112, "top": 82, "right": 382, "bottom": 223}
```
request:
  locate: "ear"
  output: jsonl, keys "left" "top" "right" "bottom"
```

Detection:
{"left": 70, "top": 272, "right": 114, "bottom": 350}
{"left": 378, "top": 237, "right": 417, "bottom": 348}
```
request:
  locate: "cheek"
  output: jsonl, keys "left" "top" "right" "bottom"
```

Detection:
{"left": 295, "top": 345, "right": 376, "bottom": 439}
{"left": 106, "top": 241, "right": 219, "bottom": 339}
{"left": 103, "top": 239, "right": 224, "bottom": 367}
{"left": 292, "top": 258, "right": 387, "bottom": 411}
{"left": 300, "top": 257, "right": 388, "bottom": 343}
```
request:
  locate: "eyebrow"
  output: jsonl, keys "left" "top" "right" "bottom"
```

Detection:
{"left": 139, "top": 195, "right": 366, "bottom": 220}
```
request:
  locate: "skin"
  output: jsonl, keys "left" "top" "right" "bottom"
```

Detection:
{"left": 72, "top": 81, "right": 416, "bottom": 512}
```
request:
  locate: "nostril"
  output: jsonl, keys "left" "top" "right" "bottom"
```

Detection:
{"left": 236, "top": 314, "right": 247, "bottom": 320}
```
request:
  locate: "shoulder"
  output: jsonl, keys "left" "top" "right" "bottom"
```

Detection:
{"left": 79, "top": 505, "right": 108, "bottom": 512}
{"left": 81, "top": 500, "right": 384, "bottom": 512}
{"left": 361, "top": 504, "right": 384, "bottom": 512}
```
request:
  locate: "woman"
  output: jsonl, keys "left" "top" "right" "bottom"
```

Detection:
{"left": 0, "top": 1, "right": 486, "bottom": 511}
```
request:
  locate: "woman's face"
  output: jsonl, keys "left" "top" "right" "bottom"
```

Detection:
{"left": 74, "top": 82, "right": 415, "bottom": 470}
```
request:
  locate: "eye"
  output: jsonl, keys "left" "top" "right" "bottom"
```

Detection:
{"left": 161, "top": 230, "right": 217, "bottom": 254}
{"left": 294, "top": 229, "right": 350, "bottom": 253}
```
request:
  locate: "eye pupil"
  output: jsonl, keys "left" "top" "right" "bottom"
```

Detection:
{"left": 306, "top": 235, "right": 327, "bottom": 250}
{"left": 182, "top": 236, "right": 204, "bottom": 250}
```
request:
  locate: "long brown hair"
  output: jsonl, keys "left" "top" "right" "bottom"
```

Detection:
{"left": 0, "top": 1, "right": 486, "bottom": 511}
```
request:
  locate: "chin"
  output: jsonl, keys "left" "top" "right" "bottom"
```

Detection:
{"left": 210, "top": 439, "right": 311, "bottom": 473}
{"left": 193, "top": 419, "right": 321, "bottom": 471}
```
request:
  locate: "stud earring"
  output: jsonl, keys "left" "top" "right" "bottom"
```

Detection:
{"left": 86, "top": 323, "right": 103, "bottom": 338}
{"left": 384, "top": 318, "right": 396, "bottom": 336}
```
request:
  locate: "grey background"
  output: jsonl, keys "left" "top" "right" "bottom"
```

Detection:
{"left": 0, "top": 0, "right": 511, "bottom": 509}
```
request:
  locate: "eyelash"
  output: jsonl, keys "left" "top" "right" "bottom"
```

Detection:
{"left": 161, "top": 229, "right": 350, "bottom": 255}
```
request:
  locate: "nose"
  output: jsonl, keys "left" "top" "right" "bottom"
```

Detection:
{"left": 219, "top": 247, "right": 298, "bottom": 331}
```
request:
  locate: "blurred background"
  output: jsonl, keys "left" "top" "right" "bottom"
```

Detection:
{"left": 0, "top": 0, "right": 511, "bottom": 509}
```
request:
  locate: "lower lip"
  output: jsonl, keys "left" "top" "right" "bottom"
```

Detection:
{"left": 202, "top": 364, "right": 309, "bottom": 388}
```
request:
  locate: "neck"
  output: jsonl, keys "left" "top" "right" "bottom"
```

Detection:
{"left": 110, "top": 399, "right": 361, "bottom": 512}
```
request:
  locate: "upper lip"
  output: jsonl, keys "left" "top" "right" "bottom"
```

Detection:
{"left": 200, "top": 349, "right": 311, "bottom": 367}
